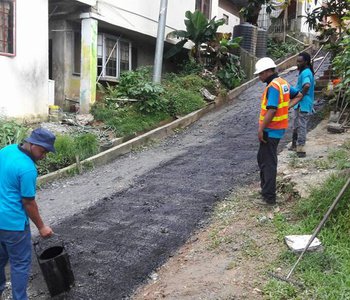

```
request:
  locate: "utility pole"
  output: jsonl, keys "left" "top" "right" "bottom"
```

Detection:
{"left": 153, "top": 0, "right": 168, "bottom": 83}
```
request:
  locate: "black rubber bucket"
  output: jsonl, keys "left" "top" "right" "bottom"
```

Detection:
{"left": 34, "top": 238, "right": 75, "bottom": 297}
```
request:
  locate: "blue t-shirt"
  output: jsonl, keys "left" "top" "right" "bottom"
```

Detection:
{"left": 294, "top": 67, "right": 314, "bottom": 113}
{"left": 264, "top": 83, "right": 299, "bottom": 139}
{"left": 0, "top": 144, "right": 37, "bottom": 231}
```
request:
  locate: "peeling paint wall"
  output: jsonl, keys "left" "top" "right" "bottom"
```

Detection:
{"left": 50, "top": 20, "right": 82, "bottom": 108}
{"left": 0, "top": 0, "right": 49, "bottom": 120}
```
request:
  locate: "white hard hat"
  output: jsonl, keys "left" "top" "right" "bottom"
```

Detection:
{"left": 254, "top": 57, "right": 277, "bottom": 75}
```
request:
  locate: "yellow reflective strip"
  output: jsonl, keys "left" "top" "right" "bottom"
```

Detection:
{"left": 278, "top": 101, "right": 289, "bottom": 108}
{"left": 260, "top": 115, "right": 264, "bottom": 121}
{"left": 272, "top": 115, "right": 288, "bottom": 121}
{"left": 261, "top": 104, "right": 267, "bottom": 109}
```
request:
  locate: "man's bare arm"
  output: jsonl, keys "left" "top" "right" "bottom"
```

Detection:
{"left": 22, "top": 198, "right": 53, "bottom": 237}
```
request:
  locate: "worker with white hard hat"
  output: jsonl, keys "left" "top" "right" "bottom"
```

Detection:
{"left": 254, "top": 57, "right": 302, "bottom": 205}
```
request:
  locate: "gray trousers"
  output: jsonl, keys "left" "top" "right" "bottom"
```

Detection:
{"left": 292, "top": 109, "right": 309, "bottom": 146}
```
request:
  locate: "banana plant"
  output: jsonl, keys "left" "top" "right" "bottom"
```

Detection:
{"left": 165, "top": 10, "right": 225, "bottom": 64}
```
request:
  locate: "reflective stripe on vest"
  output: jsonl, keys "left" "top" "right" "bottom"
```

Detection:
{"left": 259, "top": 77, "right": 290, "bottom": 130}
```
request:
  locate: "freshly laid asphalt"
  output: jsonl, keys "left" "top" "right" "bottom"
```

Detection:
{"left": 23, "top": 64, "right": 327, "bottom": 299}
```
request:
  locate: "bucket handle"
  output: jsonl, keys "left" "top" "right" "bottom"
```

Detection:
{"left": 33, "top": 233, "right": 65, "bottom": 256}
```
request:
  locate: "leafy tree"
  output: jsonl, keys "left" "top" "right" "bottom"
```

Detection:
{"left": 305, "top": 0, "right": 350, "bottom": 48}
{"left": 240, "top": 0, "right": 277, "bottom": 25}
{"left": 165, "top": 10, "right": 225, "bottom": 63}
{"left": 206, "top": 34, "right": 242, "bottom": 71}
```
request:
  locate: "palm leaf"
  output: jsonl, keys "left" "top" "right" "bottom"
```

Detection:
{"left": 164, "top": 39, "right": 188, "bottom": 59}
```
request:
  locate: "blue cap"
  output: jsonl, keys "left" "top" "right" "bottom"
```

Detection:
{"left": 24, "top": 128, "right": 56, "bottom": 153}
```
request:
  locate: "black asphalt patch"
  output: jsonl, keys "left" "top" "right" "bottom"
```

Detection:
{"left": 27, "top": 62, "right": 328, "bottom": 299}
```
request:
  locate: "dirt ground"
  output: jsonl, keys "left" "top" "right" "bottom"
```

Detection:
{"left": 132, "top": 120, "right": 350, "bottom": 300}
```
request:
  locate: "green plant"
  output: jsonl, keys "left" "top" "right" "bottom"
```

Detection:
{"left": 177, "top": 59, "right": 204, "bottom": 75}
{"left": 37, "top": 133, "right": 99, "bottom": 175}
{"left": 327, "top": 148, "right": 350, "bottom": 170}
{"left": 332, "top": 34, "right": 350, "bottom": 100}
{"left": 74, "top": 133, "right": 99, "bottom": 160}
{"left": 165, "top": 10, "right": 225, "bottom": 63}
{"left": 0, "top": 120, "right": 28, "bottom": 148}
{"left": 305, "top": 0, "right": 349, "bottom": 47}
{"left": 95, "top": 106, "right": 171, "bottom": 137}
{"left": 240, "top": 0, "right": 276, "bottom": 25}
{"left": 115, "top": 68, "right": 167, "bottom": 114}
{"left": 217, "top": 55, "right": 246, "bottom": 89}
{"left": 263, "top": 280, "right": 298, "bottom": 299}
{"left": 267, "top": 38, "right": 303, "bottom": 61}
{"left": 165, "top": 88, "right": 205, "bottom": 116}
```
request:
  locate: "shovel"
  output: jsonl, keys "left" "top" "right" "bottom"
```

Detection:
{"left": 269, "top": 177, "right": 350, "bottom": 287}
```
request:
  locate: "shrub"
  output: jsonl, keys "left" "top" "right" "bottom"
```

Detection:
{"left": 267, "top": 38, "right": 304, "bottom": 61}
{"left": 178, "top": 59, "right": 204, "bottom": 75}
{"left": 37, "top": 133, "right": 99, "bottom": 175}
{"left": 166, "top": 88, "right": 206, "bottom": 116}
{"left": 0, "top": 120, "right": 28, "bottom": 149}
{"left": 98, "top": 67, "right": 168, "bottom": 114}
{"left": 217, "top": 56, "right": 246, "bottom": 90}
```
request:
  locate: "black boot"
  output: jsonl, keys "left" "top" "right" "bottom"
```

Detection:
{"left": 289, "top": 130, "right": 298, "bottom": 151}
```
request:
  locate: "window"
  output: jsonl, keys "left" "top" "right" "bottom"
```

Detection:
{"left": 0, "top": 0, "right": 15, "bottom": 56}
{"left": 196, "top": 0, "right": 211, "bottom": 19}
{"left": 73, "top": 32, "right": 81, "bottom": 74}
{"left": 223, "top": 14, "right": 229, "bottom": 25}
{"left": 97, "top": 33, "right": 132, "bottom": 80}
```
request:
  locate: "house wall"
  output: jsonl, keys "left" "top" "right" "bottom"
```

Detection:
{"left": 51, "top": 0, "right": 242, "bottom": 108}
{"left": 298, "top": 0, "right": 319, "bottom": 34}
{"left": 50, "top": 20, "right": 81, "bottom": 107}
{"left": 0, "top": 0, "right": 49, "bottom": 120}
{"left": 95, "top": 0, "right": 195, "bottom": 40}
{"left": 217, "top": 0, "right": 241, "bottom": 34}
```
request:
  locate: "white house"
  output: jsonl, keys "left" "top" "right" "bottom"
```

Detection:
{"left": 0, "top": 0, "right": 242, "bottom": 119}
{"left": 0, "top": 0, "right": 49, "bottom": 121}
{"left": 49, "top": 0, "right": 243, "bottom": 113}
{"left": 258, "top": 0, "right": 322, "bottom": 38}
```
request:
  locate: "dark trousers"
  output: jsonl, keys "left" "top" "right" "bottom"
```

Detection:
{"left": 257, "top": 137, "right": 280, "bottom": 203}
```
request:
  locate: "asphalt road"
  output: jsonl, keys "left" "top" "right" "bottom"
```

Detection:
{"left": 21, "top": 63, "right": 327, "bottom": 300}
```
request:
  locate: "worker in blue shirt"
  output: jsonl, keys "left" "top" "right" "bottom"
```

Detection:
{"left": 290, "top": 52, "right": 315, "bottom": 157}
{"left": 0, "top": 128, "right": 55, "bottom": 300}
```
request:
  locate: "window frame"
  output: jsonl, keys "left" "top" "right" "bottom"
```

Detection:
{"left": 97, "top": 33, "right": 132, "bottom": 81}
{"left": 72, "top": 31, "right": 81, "bottom": 76}
{"left": 0, "top": 0, "right": 16, "bottom": 57}
{"left": 195, "top": 0, "right": 211, "bottom": 19}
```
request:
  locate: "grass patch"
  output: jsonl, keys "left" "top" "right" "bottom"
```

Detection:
{"left": 328, "top": 148, "right": 350, "bottom": 170}
{"left": 93, "top": 69, "right": 216, "bottom": 138}
{"left": 37, "top": 133, "right": 99, "bottom": 175}
{"left": 92, "top": 106, "right": 171, "bottom": 137}
{"left": 266, "top": 173, "right": 350, "bottom": 299}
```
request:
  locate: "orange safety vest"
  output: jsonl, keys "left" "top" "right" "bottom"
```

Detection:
{"left": 259, "top": 77, "right": 290, "bottom": 130}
